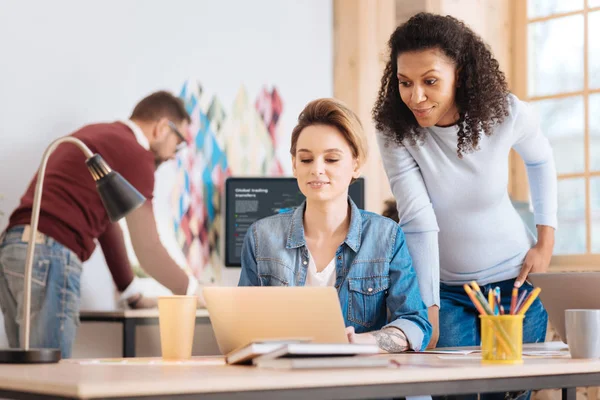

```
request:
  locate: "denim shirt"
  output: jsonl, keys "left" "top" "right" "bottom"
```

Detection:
{"left": 238, "top": 198, "right": 432, "bottom": 351}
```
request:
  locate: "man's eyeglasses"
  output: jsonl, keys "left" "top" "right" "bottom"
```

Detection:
{"left": 168, "top": 121, "right": 187, "bottom": 151}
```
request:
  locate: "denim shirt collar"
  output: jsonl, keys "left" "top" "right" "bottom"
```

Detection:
{"left": 285, "top": 197, "right": 362, "bottom": 252}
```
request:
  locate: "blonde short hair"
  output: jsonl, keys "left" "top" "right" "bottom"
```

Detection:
{"left": 290, "top": 98, "right": 368, "bottom": 167}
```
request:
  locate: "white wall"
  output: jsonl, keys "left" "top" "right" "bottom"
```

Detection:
{"left": 0, "top": 0, "right": 333, "bottom": 355}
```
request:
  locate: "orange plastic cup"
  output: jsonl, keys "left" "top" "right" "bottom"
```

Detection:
{"left": 158, "top": 296, "right": 196, "bottom": 360}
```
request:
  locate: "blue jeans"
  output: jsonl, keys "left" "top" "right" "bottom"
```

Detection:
{"left": 437, "top": 278, "right": 548, "bottom": 400}
{"left": 0, "top": 225, "right": 83, "bottom": 358}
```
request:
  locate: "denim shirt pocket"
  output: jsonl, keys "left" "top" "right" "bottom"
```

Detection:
{"left": 347, "top": 275, "right": 390, "bottom": 328}
{"left": 257, "top": 258, "right": 291, "bottom": 287}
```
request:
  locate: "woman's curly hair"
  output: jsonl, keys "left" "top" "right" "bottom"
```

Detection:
{"left": 372, "top": 13, "right": 509, "bottom": 158}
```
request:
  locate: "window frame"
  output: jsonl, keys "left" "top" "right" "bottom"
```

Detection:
{"left": 511, "top": 0, "right": 600, "bottom": 269}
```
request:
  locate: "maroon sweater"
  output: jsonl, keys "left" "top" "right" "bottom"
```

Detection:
{"left": 9, "top": 122, "right": 155, "bottom": 263}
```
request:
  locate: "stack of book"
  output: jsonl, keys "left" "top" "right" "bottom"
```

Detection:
{"left": 226, "top": 340, "right": 389, "bottom": 369}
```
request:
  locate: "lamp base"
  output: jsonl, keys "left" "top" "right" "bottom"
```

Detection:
{"left": 0, "top": 348, "right": 61, "bottom": 364}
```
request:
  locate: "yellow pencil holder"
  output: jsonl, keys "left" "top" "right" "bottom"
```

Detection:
{"left": 480, "top": 315, "right": 524, "bottom": 364}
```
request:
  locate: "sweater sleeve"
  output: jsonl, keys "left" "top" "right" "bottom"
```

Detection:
{"left": 98, "top": 222, "right": 134, "bottom": 292}
{"left": 377, "top": 133, "right": 440, "bottom": 307}
{"left": 511, "top": 96, "right": 558, "bottom": 230}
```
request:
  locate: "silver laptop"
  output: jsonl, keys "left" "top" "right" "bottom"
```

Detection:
{"left": 203, "top": 286, "right": 349, "bottom": 355}
{"left": 528, "top": 272, "right": 600, "bottom": 343}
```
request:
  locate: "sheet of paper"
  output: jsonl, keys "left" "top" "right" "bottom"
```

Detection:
{"left": 437, "top": 355, "right": 482, "bottom": 360}
{"left": 420, "top": 349, "right": 478, "bottom": 355}
{"left": 437, "top": 350, "right": 570, "bottom": 360}
{"left": 522, "top": 350, "right": 570, "bottom": 357}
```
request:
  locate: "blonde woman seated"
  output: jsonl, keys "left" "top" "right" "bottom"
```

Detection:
{"left": 238, "top": 98, "right": 432, "bottom": 352}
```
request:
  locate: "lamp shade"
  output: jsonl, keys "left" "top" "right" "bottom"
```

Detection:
{"left": 96, "top": 172, "right": 146, "bottom": 222}
{"left": 85, "top": 154, "right": 146, "bottom": 222}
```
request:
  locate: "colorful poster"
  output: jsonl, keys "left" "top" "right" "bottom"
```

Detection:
{"left": 255, "top": 86, "right": 284, "bottom": 175}
{"left": 170, "top": 80, "right": 285, "bottom": 281}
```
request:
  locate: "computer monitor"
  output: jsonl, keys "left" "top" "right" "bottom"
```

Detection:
{"left": 224, "top": 177, "right": 365, "bottom": 267}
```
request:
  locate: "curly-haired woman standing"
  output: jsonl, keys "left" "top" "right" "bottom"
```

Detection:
{"left": 373, "top": 12, "right": 557, "bottom": 358}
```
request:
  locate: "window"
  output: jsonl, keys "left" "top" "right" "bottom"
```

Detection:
{"left": 514, "top": 1, "right": 600, "bottom": 267}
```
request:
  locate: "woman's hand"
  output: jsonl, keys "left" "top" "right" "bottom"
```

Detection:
{"left": 345, "top": 326, "right": 377, "bottom": 345}
{"left": 426, "top": 305, "right": 439, "bottom": 349}
{"left": 514, "top": 225, "right": 555, "bottom": 288}
{"left": 345, "top": 326, "right": 408, "bottom": 353}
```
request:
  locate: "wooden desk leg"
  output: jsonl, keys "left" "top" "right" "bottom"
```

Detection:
{"left": 562, "top": 387, "right": 576, "bottom": 400}
{"left": 123, "top": 319, "right": 136, "bottom": 358}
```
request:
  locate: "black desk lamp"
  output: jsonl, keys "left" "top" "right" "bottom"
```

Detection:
{"left": 0, "top": 136, "right": 146, "bottom": 363}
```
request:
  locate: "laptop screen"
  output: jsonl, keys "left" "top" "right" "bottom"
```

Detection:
{"left": 223, "top": 177, "right": 365, "bottom": 267}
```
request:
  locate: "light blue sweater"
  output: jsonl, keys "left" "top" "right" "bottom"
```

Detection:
{"left": 378, "top": 94, "right": 558, "bottom": 307}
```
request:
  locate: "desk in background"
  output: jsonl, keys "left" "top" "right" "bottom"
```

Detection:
{"left": 79, "top": 309, "right": 211, "bottom": 357}
{"left": 0, "top": 343, "right": 597, "bottom": 400}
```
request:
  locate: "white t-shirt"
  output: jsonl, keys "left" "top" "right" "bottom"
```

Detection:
{"left": 305, "top": 250, "right": 336, "bottom": 287}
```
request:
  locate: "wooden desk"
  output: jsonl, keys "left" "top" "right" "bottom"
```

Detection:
{"left": 0, "top": 344, "right": 599, "bottom": 400}
{"left": 79, "top": 309, "right": 211, "bottom": 358}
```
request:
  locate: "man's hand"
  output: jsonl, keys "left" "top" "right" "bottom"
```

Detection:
{"left": 193, "top": 281, "right": 210, "bottom": 309}
{"left": 195, "top": 289, "right": 207, "bottom": 309}
{"left": 427, "top": 305, "right": 439, "bottom": 349}
{"left": 126, "top": 293, "right": 158, "bottom": 309}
